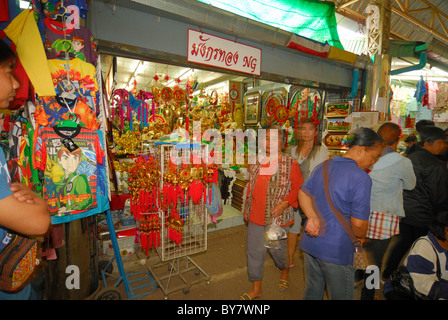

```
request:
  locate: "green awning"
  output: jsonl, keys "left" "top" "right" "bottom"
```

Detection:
{"left": 196, "top": 0, "right": 344, "bottom": 49}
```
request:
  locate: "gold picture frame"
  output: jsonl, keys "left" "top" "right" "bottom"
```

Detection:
{"left": 244, "top": 91, "right": 261, "bottom": 125}
{"left": 325, "top": 102, "right": 350, "bottom": 118}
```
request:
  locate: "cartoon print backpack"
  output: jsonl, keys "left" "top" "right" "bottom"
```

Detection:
{"left": 0, "top": 228, "right": 39, "bottom": 292}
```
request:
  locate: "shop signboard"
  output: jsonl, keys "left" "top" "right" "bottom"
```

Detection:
{"left": 188, "top": 29, "right": 261, "bottom": 76}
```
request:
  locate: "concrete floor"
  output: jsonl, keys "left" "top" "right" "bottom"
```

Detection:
{"left": 92, "top": 223, "right": 371, "bottom": 301}
{"left": 94, "top": 224, "right": 303, "bottom": 300}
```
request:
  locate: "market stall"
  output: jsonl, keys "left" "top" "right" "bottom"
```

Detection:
{"left": 0, "top": 0, "right": 365, "bottom": 301}
{"left": 0, "top": 1, "right": 109, "bottom": 299}
{"left": 390, "top": 78, "right": 448, "bottom": 152}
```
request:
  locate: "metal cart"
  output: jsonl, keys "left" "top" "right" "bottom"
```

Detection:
{"left": 96, "top": 209, "right": 158, "bottom": 300}
{"left": 148, "top": 143, "right": 210, "bottom": 299}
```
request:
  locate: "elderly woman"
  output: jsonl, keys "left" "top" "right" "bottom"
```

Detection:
{"left": 299, "top": 127, "right": 383, "bottom": 300}
{"left": 240, "top": 125, "right": 303, "bottom": 300}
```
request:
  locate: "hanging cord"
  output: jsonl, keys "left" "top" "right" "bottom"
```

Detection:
{"left": 61, "top": 0, "right": 74, "bottom": 96}
{"left": 60, "top": 96, "right": 74, "bottom": 114}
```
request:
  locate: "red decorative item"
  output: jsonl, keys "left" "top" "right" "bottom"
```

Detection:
{"left": 309, "top": 95, "right": 320, "bottom": 127}
{"left": 161, "top": 87, "right": 173, "bottom": 102}
{"left": 112, "top": 89, "right": 130, "bottom": 130}
{"left": 267, "top": 98, "right": 277, "bottom": 116}
{"left": 189, "top": 180, "right": 203, "bottom": 205}
{"left": 274, "top": 105, "right": 289, "bottom": 123}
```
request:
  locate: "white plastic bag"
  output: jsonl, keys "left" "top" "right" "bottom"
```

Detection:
{"left": 263, "top": 219, "right": 287, "bottom": 249}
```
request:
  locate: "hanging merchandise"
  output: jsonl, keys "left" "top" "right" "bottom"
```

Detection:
{"left": 159, "top": 144, "right": 208, "bottom": 253}
{"left": 111, "top": 88, "right": 163, "bottom": 135}
{"left": 204, "top": 182, "right": 223, "bottom": 223}
{"left": 145, "top": 143, "right": 210, "bottom": 298}
{"left": 203, "top": 166, "right": 218, "bottom": 206}
{"left": 0, "top": 0, "right": 117, "bottom": 300}
{"left": 33, "top": 121, "right": 105, "bottom": 216}
{"left": 2, "top": 9, "right": 56, "bottom": 97}
{"left": 138, "top": 213, "right": 161, "bottom": 255}
{"left": 46, "top": 58, "right": 99, "bottom": 106}
{"left": 126, "top": 152, "right": 162, "bottom": 254}
{"left": 422, "top": 82, "right": 429, "bottom": 107}
{"left": 42, "top": 17, "right": 98, "bottom": 66}
{"left": 433, "top": 82, "right": 448, "bottom": 122}
{"left": 114, "top": 143, "right": 212, "bottom": 254}
{"left": 260, "top": 86, "right": 323, "bottom": 143}
{"left": 1, "top": 0, "right": 108, "bottom": 218}
{"left": 166, "top": 205, "right": 183, "bottom": 246}
{"left": 414, "top": 76, "right": 427, "bottom": 103}
{"left": 189, "top": 163, "right": 204, "bottom": 205}
{"left": 35, "top": 94, "right": 100, "bottom": 130}
{"left": 162, "top": 160, "right": 181, "bottom": 209}
{"left": 128, "top": 154, "right": 161, "bottom": 221}
{"left": 38, "top": 0, "right": 89, "bottom": 21}
{"left": 436, "top": 83, "right": 448, "bottom": 110}
{"left": 427, "top": 81, "right": 439, "bottom": 110}
{"left": 261, "top": 87, "right": 287, "bottom": 127}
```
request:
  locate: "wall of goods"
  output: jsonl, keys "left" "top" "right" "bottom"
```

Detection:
{"left": 388, "top": 78, "right": 448, "bottom": 153}
{"left": 107, "top": 58, "right": 372, "bottom": 223}
{"left": 107, "top": 62, "right": 345, "bottom": 220}
{"left": 391, "top": 80, "right": 448, "bottom": 126}
{"left": 0, "top": 0, "right": 110, "bottom": 274}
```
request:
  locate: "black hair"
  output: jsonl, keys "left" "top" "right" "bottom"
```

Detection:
{"left": 429, "top": 211, "right": 448, "bottom": 241}
{"left": 348, "top": 127, "right": 383, "bottom": 148}
{"left": 415, "top": 119, "right": 435, "bottom": 133}
{"left": 0, "top": 39, "right": 15, "bottom": 66}
{"left": 405, "top": 134, "right": 417, "bottom": 143}
{"left": 419, "top": 125, "right": 445, "bottom": 145}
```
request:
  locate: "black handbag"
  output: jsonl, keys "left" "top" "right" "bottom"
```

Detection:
{"left": 388, "top": 237, "right": 446, "bottom": 300}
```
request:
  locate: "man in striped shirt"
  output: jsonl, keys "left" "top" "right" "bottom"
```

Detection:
{"left": 384, "top": 211, "right": 448, "bottom": 300}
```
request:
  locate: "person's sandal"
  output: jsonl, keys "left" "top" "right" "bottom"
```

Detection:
{"left": 278, "top": 279, "right": 289, "bottom": 292}
{"left": 240, "top": 292, "right": 261, "bottom": 300}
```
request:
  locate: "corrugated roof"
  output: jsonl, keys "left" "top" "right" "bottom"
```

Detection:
{"left": 336, "top": 0, "right": 448, "bottom": 45}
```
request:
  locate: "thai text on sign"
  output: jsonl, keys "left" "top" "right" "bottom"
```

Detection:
{"left": 187, "top": 29, "right": 261, "bottom": 76}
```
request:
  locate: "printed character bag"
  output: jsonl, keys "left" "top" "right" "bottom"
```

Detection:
{"left": 322, "top": 160, "right": 368, "bottom": 270}
{"left": 0, "top": 228, "right": 40, "bottom": 292}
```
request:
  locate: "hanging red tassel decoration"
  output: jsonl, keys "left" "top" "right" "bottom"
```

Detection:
{"left": 189, "top": 180, "right": 203, "bottom": 205}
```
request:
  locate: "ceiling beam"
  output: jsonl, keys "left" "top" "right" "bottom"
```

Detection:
{"left": 334, "top": 5, "right": 411, "bottom": 40}
{"left": 330, "top": 0, "right": 448, "bottom": 44}
{"left": 337, "top": 0, "right": 361, "bottom": 9}
{"left": 391, "top": 0, "right": 448, "bottom": 44}
{"left": 391, "top": 5, "right": 448, "bottom": 44}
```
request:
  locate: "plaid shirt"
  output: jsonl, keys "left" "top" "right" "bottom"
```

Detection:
{"left": 367, "top": 211, "right": 400, "bottom": 240}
